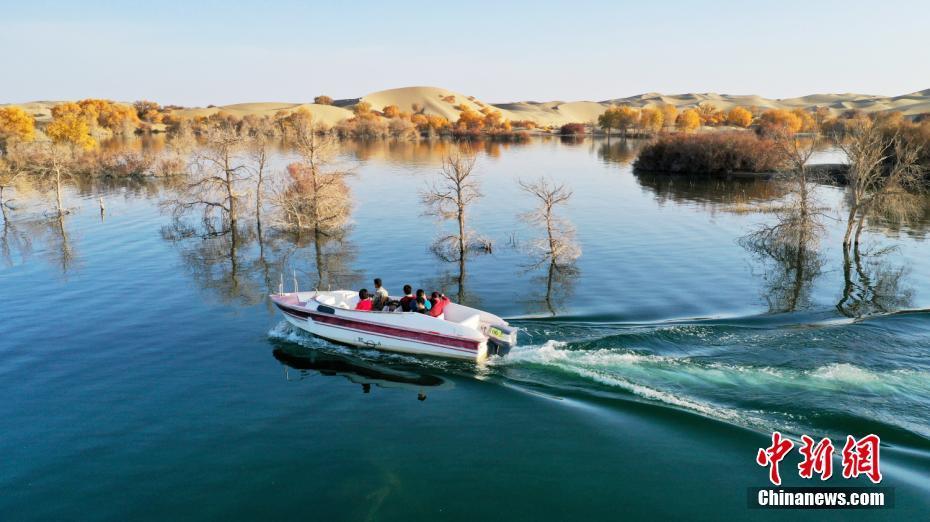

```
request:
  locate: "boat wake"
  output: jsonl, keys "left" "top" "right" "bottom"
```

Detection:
{"left": 269, "top": 308, "right": 930, "bottom": 448}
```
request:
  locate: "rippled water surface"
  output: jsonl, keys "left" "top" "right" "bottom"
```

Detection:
{"left": 2, "top": 138, "right": 929, "bottom": 520}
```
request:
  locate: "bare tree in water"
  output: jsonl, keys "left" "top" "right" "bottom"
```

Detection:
{"left": 19, "top": 143, "right": 78, "bottom": 217}
{"left": 421, "top": 148, "right": 488, "bottom": 300}
{"left": 0, "top": 153, "right": 28, "bottom": 219}
{"left": 836, "top": 120, "right": 924, "bottom": 248}
{"left": 741, "top": 127, "right": 826, "bottom": 312}
{"left": 519, "top": 177, "right": 581, "bottom": 314}
{"left": 271, "top": 127, "right": 350, "bottom": 235}
{"left": 165, "top": 124, "right": 247, "bottom": 236}
{"left": 269, "top": 125, "right": 353, "bottom": 289}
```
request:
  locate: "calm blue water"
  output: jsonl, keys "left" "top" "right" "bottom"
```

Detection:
{"left": 2, "top": 138, "right": 929, "bottom": 520}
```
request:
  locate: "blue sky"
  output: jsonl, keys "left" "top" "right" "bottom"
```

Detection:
{"left": 2, "top": 0, "right": 928, "bottom": 105}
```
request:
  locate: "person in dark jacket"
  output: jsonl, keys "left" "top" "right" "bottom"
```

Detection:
{"left": 412, "top": 289, "right": 432, "bottom": 314}
{"left": 399, "top": 285, "right": 416, "bottom": 312}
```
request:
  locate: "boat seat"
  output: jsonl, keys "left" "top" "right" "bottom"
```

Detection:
{"left": 457, "top": 313, "right": 481, "bottom": 331}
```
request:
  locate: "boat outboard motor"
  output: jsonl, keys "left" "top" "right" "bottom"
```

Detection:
{"left": 486, "top": 324, "right": 518, "bottom": 356}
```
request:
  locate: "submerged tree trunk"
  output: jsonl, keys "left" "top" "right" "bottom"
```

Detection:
{"left": 55, "top": 166, "right": 64, "bottom": 216}
{"left": 837, "top": 245, "right": 854, "bottom": 316}
{"left": 545, "top": 261, "right": 556, "bottom": 316}
{"left": 854, "top": 212, "right": 867, "bottom": 246}
{"left": 314, "top": 227, "right": 325, "bottom": 290}
{"left": 225, "top": 155, "right": 237, "bottom": 231}
{"left": 0, "top": 186, "right": 7, "bottom": 224}
{"left": 457, "top": 255, "right": 466, "bottom": 304}
{"left": 842, "top": 205, "right": 858, "bottom": 248}
{"left": 457, "top": 207, "right": 466, "bottom": 263}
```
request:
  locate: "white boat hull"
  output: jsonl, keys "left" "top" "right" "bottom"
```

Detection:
{"left": 279, "top": 309, "right": 488, "bottom": 361}
{"left": 271, "top": 291, "right": 516, "bottom": 362}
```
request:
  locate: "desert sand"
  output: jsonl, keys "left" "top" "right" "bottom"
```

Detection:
{"left": 6, "top": 86, "right": 929, "bottom": 128}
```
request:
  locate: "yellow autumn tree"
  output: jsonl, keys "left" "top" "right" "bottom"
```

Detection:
{"left": 791, "top": 108, "right": 817, "bottom": 132}
{"left": 76, "top": 99, "right": 139, "bottom": 132}
{"left": 46, "top": 109, "right": 97, "bottom": 150}
{"left": 427, "top": 114, "right": 450, "bottom": 132}
{"left": 676, "top": 109, "right": 701, "bottom": 132}
{"left": 353, "top": 102, "right": 373, "bottom": 117}
{"left": 382, "top": 105, "right": 400, "bottom": 118}
{"left": 726, "top": 106, "right": 753, "bottom": 128}
{"left": 615, "top": 106, "right": 640, "bottom": 136}
{"left": 456, "top": 107, "right": 485, "bottom": 131}
{"left": 283, "top": 107, "right": 314, "bottom": 135}
{"left": 314, "top": 95, "right": 334, "bottom": 105}
{"left": 696, "top": 102, "right": 725, "bottom": 126}
{"left": 660, "top": 104, "right": 678, "bottom": 131}
{"left": 481, "top": 107, "right": 506, "bottom": 130}
{"left": 639, "top": 107, "right": 664, "bottom": 134}
{"left": 133, "top": 100, "right": 163, "bottom": 123}
{"left": 411, "top": 113, "right": 430, "bottom": 131}
{"left": 759, "top": 109, "right": 802, "bottom": 134}
{"left": 0, "top": 106, "right": 36, "bottom": 149}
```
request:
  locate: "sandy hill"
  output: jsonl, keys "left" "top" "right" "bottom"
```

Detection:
{"left": 361, "top": 86, "right": 508, "bottom": 122}
{"left": 169, "top": 102, "right": 353, "bottom": 127}
{"left": 600, "top": 90, "right": 930, "bottom": 117}
{"left": 6, "top": 86, "right": 929, "bottom": 129}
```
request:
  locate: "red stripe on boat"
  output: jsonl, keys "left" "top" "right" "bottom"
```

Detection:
{"left": 310, "top": 312, "right": 480, "bottom": 351}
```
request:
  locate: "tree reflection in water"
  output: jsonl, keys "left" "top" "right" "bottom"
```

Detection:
{"left": 525, "top": 260, "right": 579, "bottom": 316}
{"left": 1, "top": 212, "right": 76, "bottom": 276}
{"left": 162, "top": 218, "right": 361, "bottom": 306}
{"left": 597, "top": 140, "right": 640, "bottom": 166}
{"left": 741, "top": 220, "right": 824, "bottom": 313}
{"left": 837, "top": 244, "right": 913, "bottom": 318}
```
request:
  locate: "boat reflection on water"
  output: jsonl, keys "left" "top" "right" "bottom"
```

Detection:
{"left": 271, "top": 344, "right": 449, "bottom": 400}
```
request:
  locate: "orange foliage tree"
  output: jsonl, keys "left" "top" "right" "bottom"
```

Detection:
{"left": 382, "top": 105, "right": 400, "bottom": 118}
{"left": 676, "top": 109, "right": 701, "bottom": 132}
{"left": 697, "top": 102, "right": 725, "bottom": 126}
{"left": 791, "top": 108, "right": 817, "bottom": 132}
{"left": 639, "top": 107, "right": 664, "bottom": 134}
{"left": 427, "top": 115, "right": 450, "bottom": 132}
{"left": 46, "top": 106, "right": 97, "bottom": 150}
{"left": 0, "top": 106, "right": 36, "bottom": 150}
{"left": 456, "top": 106, "right": 485, "bottom": 131}
{"left": 726, "top": 106, "right": 753, "bottom": 128}
{"left": 660, "top": 104, "right": 678, "bottom": 131}
{"left": 314, "top": 95, "right": 334, "bottom": 105}
{"left": 76, "top": 99, "right": 139, "bottom": 132}
{"left": 759, "top": 109, "right": 802, "bottom": 134}
{"left": 353, "top": 102, "right": 373, "bottom": 118}
{"left": 133, "top": 100, "right": 163, "bottom": 123}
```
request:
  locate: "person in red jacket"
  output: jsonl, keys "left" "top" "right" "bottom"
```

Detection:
{"left": 355, "top": 289, "right": 373, "bottom": 311}
{"left": 428, "top": 292, "right": 450, "bottom": 317}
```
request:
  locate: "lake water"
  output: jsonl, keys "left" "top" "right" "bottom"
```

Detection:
{"left": 2, "top": 138, "right": 929, "bottom": 520}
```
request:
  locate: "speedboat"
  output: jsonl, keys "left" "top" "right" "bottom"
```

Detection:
{"left": 270, "top": 290, "right": 518, "bottom": 362}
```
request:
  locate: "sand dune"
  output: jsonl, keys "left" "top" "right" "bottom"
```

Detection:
{"left": 6, "top": 86, "right": 929, "bottom": 129}
{"left": 360, "top": 86, "right": 499, "bottom": 122}
{"left": 170, "top": 102, "right": 353, "bottom": 127}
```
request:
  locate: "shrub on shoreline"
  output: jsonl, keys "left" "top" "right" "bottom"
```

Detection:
{"left": 633, "top": 132, "right": 784, "bottom": 174}
{"left": 560, "top": 123, "right": 586, "bottom": 136}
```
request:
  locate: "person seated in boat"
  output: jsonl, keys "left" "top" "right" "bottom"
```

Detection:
{"left": 399, "top": 285, "right": 416, "bottom": 312}
{"left": 428, "top": 292, "right": 450, "bottom": 318}
{"left": 355, "top": 289, "right": 373, "bottom": 311}
{"left": 372, "top": 278, "right": 389, "bottom": 310}
{"left": 413, "top": 289, "right": 432, "bottom": 314}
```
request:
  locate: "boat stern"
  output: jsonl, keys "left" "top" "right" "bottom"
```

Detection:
{"left": 486, "top": 324, "right": 518, "bottom": 357}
